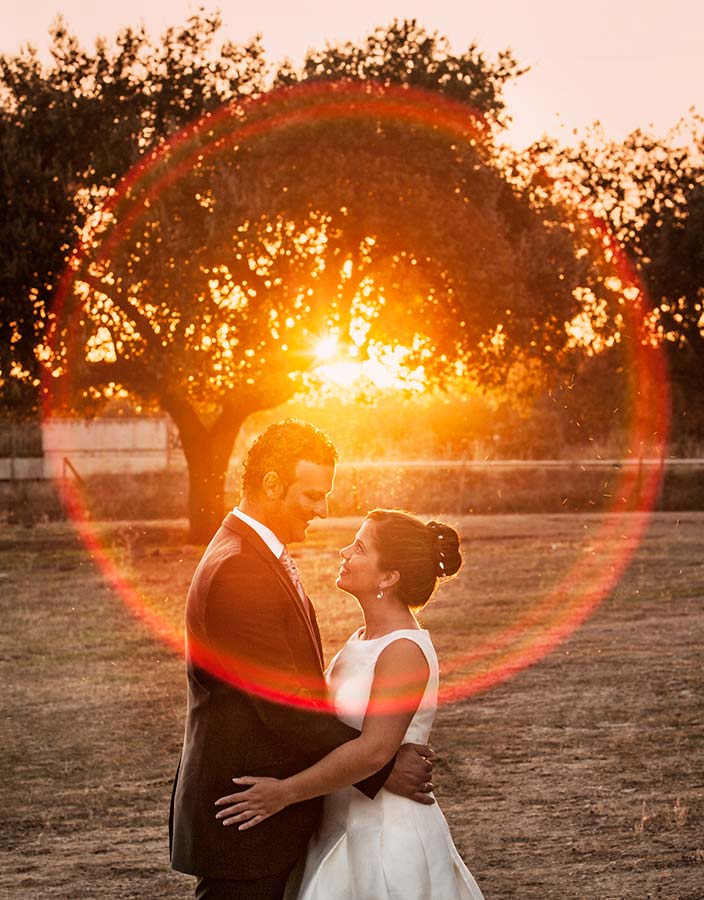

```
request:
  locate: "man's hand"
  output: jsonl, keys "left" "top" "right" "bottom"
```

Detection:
{"left": 384, "top": 742, "right": 436, "bottom": 805}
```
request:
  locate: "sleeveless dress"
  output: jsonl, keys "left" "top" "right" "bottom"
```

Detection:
{"left": 287, "top": 628, "right": 485, "bottom": 900}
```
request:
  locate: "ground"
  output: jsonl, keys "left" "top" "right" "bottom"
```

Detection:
{"left": 1, "top": 512, "right": 702, "bottom": 900}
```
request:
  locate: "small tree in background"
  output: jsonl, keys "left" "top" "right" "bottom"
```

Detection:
{"left": 521, "top": 123, "right": 704, "bottom": 450}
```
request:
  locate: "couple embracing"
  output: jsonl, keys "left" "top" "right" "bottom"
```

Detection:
{"left": 169, "top": 419, "right": 485, "bottom": 900}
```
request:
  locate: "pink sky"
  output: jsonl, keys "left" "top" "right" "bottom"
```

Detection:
{"left": 3, "top": 0, "right": 702, "bottom": 148}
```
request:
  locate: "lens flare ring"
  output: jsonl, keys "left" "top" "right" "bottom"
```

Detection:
{"left": 43, "top": 80, "right": 669, "bottom": 712}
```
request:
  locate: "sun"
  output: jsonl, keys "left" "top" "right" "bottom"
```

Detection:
{"left": 311, "top": 331, "right": 428, "bottom": 392}
{"left": 313, "top": 334, "right": 340, "bottom": 361}
{"left": 315, "top": 360, "right": 364, "bottom": 389}
{"left": 313, "top": 333, "right": 362, "bottom": 387}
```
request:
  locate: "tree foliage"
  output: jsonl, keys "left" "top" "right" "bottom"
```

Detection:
{"left": 2, "top": 14, "right": 695, "bottom": 536}
{"left": 274, "top": 18, "right": 526, "bottom": 124}
{"left": 521, "top": 121, "right": 704, "bottom": 444}
{"left": 1, "top": 11, "right": 266, "bottom": 416}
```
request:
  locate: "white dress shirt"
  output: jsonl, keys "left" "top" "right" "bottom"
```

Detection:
{"left": 231, "top": 506, "right": 284, "bottom": 560}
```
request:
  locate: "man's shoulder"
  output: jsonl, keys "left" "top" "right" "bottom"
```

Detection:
{"left": 188, "top": 527, "right": 271, "bottom": 608}
{"left": 203, "top": 523, "right": 274, "bottom": 573}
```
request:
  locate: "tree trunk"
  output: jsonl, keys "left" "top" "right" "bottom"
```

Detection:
{"left": 161, "top": 393, "right": 246, "bottom": 544}
{"left": 162, "top": 379, "right": 299, "bottom": 543}
{"left": 180, "top": 418, "right": 247, "bottom": 543}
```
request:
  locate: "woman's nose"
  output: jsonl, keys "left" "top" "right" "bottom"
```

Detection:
{"left": 339, "top": 544, "right": 351, "bottom": 560}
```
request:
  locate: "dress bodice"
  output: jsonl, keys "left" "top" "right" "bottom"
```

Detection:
{"left": 325, "top": 628, "right": 439, "bottom": 744}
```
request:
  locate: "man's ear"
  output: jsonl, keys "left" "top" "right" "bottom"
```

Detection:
{"left": 379, "top": 570, "right": 400, "bottom": 591}
{"left": 262, "top": 470, "right": 284, "bottom": 499}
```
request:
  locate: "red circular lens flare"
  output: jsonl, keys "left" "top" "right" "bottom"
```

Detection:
{"left": 43, "top": 80, "right": 669, "bottom": 712}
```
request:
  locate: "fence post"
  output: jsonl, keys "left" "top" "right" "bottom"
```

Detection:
{"left": 62, "top": 457, "right": 85, "bottom": 487}
{"left": 657, "top": 454, "right": 666, "bottom": 511}
{"left": 351, "top": 465, "right": 361, "bottom": 515}
{"left": 458, "top": 459, "right": 467, "bottom": 513}
{"left": 9, "top": 424, "right": 15, "bottom": 483}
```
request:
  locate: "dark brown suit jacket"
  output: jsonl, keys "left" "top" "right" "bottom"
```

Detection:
{"left": 169, "top": 513, "right": 390, "bottom": 879}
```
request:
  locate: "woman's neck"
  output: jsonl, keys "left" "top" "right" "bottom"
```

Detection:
{"left": 360, "top": 596, "right": 418, "bottom": 640}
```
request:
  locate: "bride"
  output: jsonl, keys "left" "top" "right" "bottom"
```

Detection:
{"left": 215, "top": 509, "right": 485, "bottom": 900}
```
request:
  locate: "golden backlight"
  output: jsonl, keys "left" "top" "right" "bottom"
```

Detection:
{"left": 43, "top": 79, "right": 669, "bottom": 713}
{"left": 313, "top": 331, "right": 427, "bottom": 392}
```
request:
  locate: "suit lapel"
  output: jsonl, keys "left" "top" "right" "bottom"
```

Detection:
{"left": 221, "top": 513, "right": 324, "bottom": 670}
{"left": 308, "top": 600, "right": 323, "bottom": 654}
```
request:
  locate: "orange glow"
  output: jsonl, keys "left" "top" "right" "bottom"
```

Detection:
{"left": 312, "top": 337, "right": 428, "bottom": 392}
{"left": 44, "top": 80, "right": 670, "bottom": 711}
{"left": 314, "top": 333, "right": 340, "bottom": 361}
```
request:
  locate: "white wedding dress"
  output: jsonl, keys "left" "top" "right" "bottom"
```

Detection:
{"left": 287, "top": 628, "right": 485, "bottom": 900}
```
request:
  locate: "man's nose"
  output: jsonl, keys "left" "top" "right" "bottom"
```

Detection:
{"left": 314, "top": 498, "right": 328, "bottom": 519}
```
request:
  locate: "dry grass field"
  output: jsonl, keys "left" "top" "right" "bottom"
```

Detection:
{"left": 1, "top": 512, "right": 702, "bottom": 900}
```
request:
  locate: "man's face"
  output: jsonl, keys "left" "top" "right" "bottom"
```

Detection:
{"left": 273, "top": 460, "right": 335, "bottom": 544}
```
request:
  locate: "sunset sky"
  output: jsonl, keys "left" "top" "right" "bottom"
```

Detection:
{"left": 2, "top": 0, "right": 702, "bottom": 147}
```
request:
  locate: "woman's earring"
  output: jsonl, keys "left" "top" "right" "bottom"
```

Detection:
{"left": 376, "top": 588, "right": 384, "bottom": 600}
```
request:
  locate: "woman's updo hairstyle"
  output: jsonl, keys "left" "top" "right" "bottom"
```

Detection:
{"left": 366, "top": 509, "right": 462, "bottom": 610}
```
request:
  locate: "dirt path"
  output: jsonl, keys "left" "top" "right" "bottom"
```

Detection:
{"left": 1, "top": 513, "right": 702, "bottom": 899}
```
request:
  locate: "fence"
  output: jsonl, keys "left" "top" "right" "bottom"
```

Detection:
{"left": 327, "top": 457, "right": 693, "bottom": 516}
{"left": 1, "top": 417, "right": 703, "bottom": 517}
{"left": 0, "top": 422, "right": 44, "bottom": 480}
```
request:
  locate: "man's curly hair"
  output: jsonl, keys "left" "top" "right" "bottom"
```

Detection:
{"left": 241, "top": 419, "right": 338, "bottom": 499}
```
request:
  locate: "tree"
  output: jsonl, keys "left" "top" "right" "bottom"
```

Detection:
{"left": 521, "top": 121, "right": 704, "bottom": 449}
{"left": 1, "top": 11, "right": 266, "bottom": 416}
{"left": 3, "top": 17, "right": 589, "bottom": 540}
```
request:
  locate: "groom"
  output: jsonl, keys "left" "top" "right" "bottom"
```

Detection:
{"left": 170, "top": 419, "right": 435, "bottom": 900}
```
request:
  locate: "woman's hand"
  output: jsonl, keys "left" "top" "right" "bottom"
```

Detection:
{"left": 214, "top": 776, "right": 291, "bottom": 830}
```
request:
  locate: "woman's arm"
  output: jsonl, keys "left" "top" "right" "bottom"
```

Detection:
{"left": 215, "top": 638, "right": 430, "bottom": 830}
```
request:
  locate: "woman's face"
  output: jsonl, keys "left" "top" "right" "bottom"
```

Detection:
{"left": 336, "top": 519, "right": 387, "bottom": 599}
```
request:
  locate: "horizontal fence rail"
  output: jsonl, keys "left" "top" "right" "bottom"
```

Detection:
{"left": 336, "top": 458, "right": 697, "bottom": 469}
{"left": 1, "top": 454, "right": 703, "bottom": 483}
{"left": 2, "top": 457, "right": 703, "bottom": 522}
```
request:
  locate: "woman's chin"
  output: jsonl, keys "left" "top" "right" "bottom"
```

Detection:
{"left": 336, "top": 575, "right": 353, "bottom": 595}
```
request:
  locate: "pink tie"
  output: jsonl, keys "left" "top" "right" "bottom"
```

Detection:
{"left": 280, "top": 547, "right": 321, "bottom": 667}
{"left": 280, "top": 546, "right": 308, "bottom": 605}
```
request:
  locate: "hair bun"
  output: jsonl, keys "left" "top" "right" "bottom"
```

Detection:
{"left": 426, "top": 521, "right": 462, "bottom": 578}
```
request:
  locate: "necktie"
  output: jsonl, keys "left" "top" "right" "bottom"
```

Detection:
{"left": 280, "top": 546, "right": 322, "bottom": 668}
{"left": 280, "top": 546, "right": 307, "bottom": 605}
